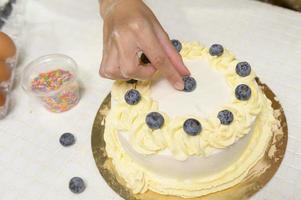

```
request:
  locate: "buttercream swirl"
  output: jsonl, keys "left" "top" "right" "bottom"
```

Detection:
{"left": 128, "top": 112, "right": 169, "bottom": 155}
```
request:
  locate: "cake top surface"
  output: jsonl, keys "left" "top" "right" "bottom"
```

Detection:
{"left": 151, "top": 58, "right": 231, "bottom": 118}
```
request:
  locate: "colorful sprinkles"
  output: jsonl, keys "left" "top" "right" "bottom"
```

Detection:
{"left": 31, "top": 69, "right": 79, "bottom": 112}
{"left": 31, "top": 69, "right": 73, "bottom": 92}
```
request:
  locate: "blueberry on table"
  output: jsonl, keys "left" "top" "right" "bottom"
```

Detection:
{"left": 171, "top": 39, "right": 182, "bottom": 52}
{"left": 69, "top": 177, "right": 86, "bottom": 194}
{"left": 235, "top": 84, "right": 251, "bottom": 101}
{"left": 183, "top": 76, "right": 197, "bottom": 92}
{"left": 146, "top": 112, "right": 165, "bottom": 130}
{"left": 124, "top": 89, "right": 141, "bottom": 105}
{"left": 0, "top": 3, "right": 12, "bottom": 19}
{"left": 126, "top": 79, "right": 138, "bottom": 84}
{"left": 217, "top": 110, "right": 234, "bottom": 125}
{"left": 59, "top": 133, "right": 75, "bottom": 147}
{"left": 236, "top": 62, "right": 251, "bottom": 77}
{"left": 209, "top": 44, "right": 224, "bottom": 57}
{"left": 140, "top": 53, "right": 150, "bottom": 64}
{"left": 183, "top": 118, "right": 202, "bottom": 136}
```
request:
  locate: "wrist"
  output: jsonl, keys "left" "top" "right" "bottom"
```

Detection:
{"left": 99, "top": 0, "right": 121, "bottom": 18}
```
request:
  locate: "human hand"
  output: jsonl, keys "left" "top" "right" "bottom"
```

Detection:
{"left": 99, "top": 0, "right": 190, "bottom": 90}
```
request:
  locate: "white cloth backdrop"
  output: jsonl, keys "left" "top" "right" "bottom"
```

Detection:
{"left": 0, "top": 0, "right": 300, "bottom": 199}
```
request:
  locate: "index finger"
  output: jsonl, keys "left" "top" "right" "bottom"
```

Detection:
{"left": 138, "top": 29, "right": 184, "bottom": 90}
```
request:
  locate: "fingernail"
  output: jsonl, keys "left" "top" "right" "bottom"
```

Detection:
{"left": 175, "top": 81, "right": 184, "bottom": 90}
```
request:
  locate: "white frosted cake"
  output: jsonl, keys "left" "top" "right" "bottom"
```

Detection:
{"left": 104, "top": 42, "right": 279, "bottom": 198}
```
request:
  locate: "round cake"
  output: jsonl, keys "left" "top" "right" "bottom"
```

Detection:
{"left": 104, "top": 41, "right": 279, "bottom": 198}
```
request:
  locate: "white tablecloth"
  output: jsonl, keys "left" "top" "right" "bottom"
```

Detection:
{"left": 0, "top": 0, "right": 301, "bottom": 199}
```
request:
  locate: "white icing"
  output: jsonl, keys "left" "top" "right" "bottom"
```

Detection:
{"left": 151, "top": 59, "right": 231, "bottom": 118}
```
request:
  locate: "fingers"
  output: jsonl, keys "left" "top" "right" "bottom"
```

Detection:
{"left": 155, "top": 26, "right": 190, "bottom": 76}
{"left": 121, "top": 64, "right": 157, "bottom": 80}
{"left": 100, "top": 37, "right": 157, "bottom": 80}
{"left": 138, "top": 28, "right": 184, "bottom": 90}
{"left": 99, "top": 43, "right": 126, "bottom": 80}
{"left": 114, "top": 35, "right": 157, "bottom": 80}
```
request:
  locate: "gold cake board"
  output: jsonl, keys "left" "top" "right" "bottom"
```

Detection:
{"left": 91, "top": 78, "right": 288, "bottom": 200}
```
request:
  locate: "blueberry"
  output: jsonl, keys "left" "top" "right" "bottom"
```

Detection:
{"left": 0, "top": 3, "right": 12, "bottom": 19}
{"left": 69, "top": 177, "right": 86, "bottom": 194}
{"left": 145, "top": 112, "right": 164, "bottom": 130}
{"left": 126, "top": 79, "right": 138, "bottom": 84}
{"left": 140, "top": 53, "right": 150, "bottom": 64}
{"left": 217, "top": 110, "right": 234, "bottom": 125}
{"left": 59, "top": 133, "right": 75, "bottom": 147}
{"left": 209, "top": 44, "right": 224, "bottom": 57}
{"left": 171, "top": 39, "right": 182, "bottom": 52}
{"left": 183, "top": 76, "right": 197, "bottom": 92}
{"left": 236, "top": 62, "right": 251, "bottom": 77}
{"left": 235, "top": 84, "right": 251, "bottom": 101}
{"left": 183, "top": 119, "right": 202, "bottom": 136}
{"left": 124, "top": 89, "right": 141, "bottom": 105}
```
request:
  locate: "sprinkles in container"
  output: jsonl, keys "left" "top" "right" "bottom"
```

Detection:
{"left": 22, "top": 54, "right": 80, "bottom": 113}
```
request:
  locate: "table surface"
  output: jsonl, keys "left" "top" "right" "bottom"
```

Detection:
{"left": 1, "top": 0, "right": 301, "bottom": 199}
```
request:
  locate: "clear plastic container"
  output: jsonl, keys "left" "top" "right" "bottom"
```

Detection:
{"left": 0, "top": 89, "right": 9, "bottom": 119}
{"left": 22, "top": 54, "right": 81, "bottom": 113}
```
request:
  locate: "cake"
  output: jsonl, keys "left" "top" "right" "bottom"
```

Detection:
{"left": 104, "top": 41, "right": 279, "bottom": 198}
